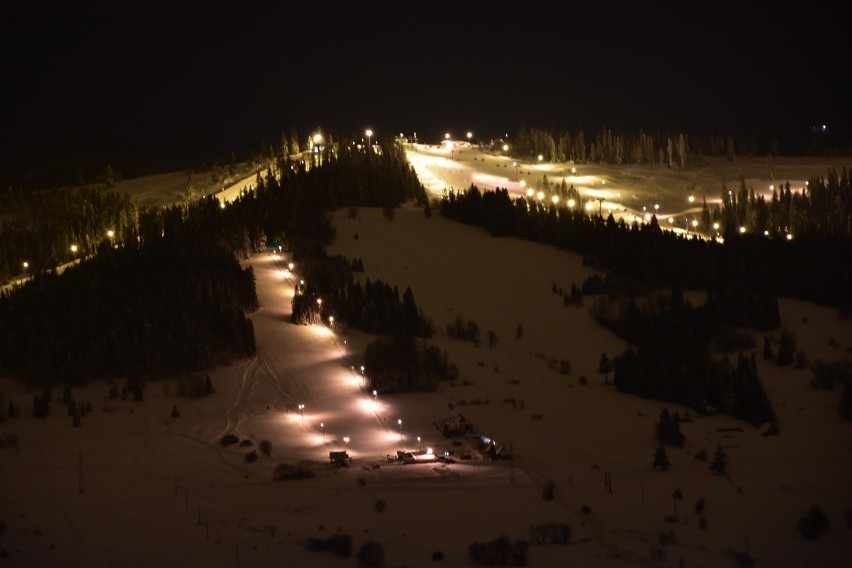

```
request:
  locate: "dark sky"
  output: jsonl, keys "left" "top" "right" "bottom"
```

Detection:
{"left": 2, "top": 1, "right": 848, "bottom": 186}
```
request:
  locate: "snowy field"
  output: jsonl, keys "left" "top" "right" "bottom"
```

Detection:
{"left": 2, "top": 149, "right": 852, "bottom": 567}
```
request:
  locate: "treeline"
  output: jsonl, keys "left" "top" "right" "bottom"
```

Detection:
{"left": 593, "top": 293, "right": 776, "bottom": 426}
{"left": 0, "top": 234, "right": 257, "bottom": 386}
{"left": 289, "top": 251, "right": 432, "bottom": 338}
{"left": 508, "top": 125, "right": 844, "bottom": 166}
{"left": 437, "top": 186, "right": 800, "bottom": 425}
{"left": 712, "top": 169, "right": 852, "bottom": 239}
{"left": 440, "top": 185, "right": 852, "bottom": 316}
{"left": 0, "top": 186, "right": 138, "bottom": 282}
{"left": 363, "top": 335, "right": 458, "bottom": 393}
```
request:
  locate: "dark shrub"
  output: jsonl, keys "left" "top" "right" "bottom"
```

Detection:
{"left": 245, "top": 451, "right": 258, "bottom": 463}
{"left": 357, "top": 540, "right": 385, "bottom": 567}
{"left": 220, "top": 434, "right": 239, "bottom": 447}
{"left": 272, "top": 463, "right": 316, "bottom": 481}
{"left": 542, "top": 481, "right": 555, "bottom": 501}
{"left": 307, "top": 533, "right": 352, "bottom": 558}
{"left": 259, "top": 439, "right": 272, "bottom": 456}
{"left": 797, "top": 506, "right": 829, "bottom": 540}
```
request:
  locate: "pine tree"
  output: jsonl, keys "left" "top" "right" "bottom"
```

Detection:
{"left": 710, "top": 444, "right": 729, "bottom": 475}
{"left": 653, "top": 445, "right": 670, "bottom": 471}
{"left": 598, "top": 353, "right": 613, "bottom": 384}
{"left": 656, "top": 408, "right": 685, "bottom": 446}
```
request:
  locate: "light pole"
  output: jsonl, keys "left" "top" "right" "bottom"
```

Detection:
{"left": 372, "top": 389, "right": 378, "bottom": 408}
{"left": 320, "top": 422, "right": 325, "bottom": 441}
{"left": 365, "top": 129, "right": 373, "bottom": 151}
{"left": 512, "top": 161, "right": 519, "bottom": 181}
{"left": 343, "top": 436, "right": 350, "bottom": 446}
{"left": 466, "top": 131, "right": 472, "bottom": 145}
{"left": 397, "top": 418, "right": 403, "bottom": 441}
{"left": 417, "top": 436, "right": 421, "bottom": 450}
{"left": 298, "top": 403, "right": 304, "bottom": 421}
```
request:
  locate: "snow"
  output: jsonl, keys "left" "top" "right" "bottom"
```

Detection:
{"left": 2, "top": 150, "right": 852, "bottom": 567}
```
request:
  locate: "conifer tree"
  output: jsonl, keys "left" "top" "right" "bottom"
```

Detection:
{"left": 598, "top": 353, "right": 613, "bottom": 384}
{"left": 653, "top": 445, "right": 670, "bottom": 471}
{"left": 710, "top": 444, "right": 729, "bottom": 475}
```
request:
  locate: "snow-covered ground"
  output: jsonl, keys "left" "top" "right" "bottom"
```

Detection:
{"left": 2, "top": 151, "right": 852, "bottom": 567}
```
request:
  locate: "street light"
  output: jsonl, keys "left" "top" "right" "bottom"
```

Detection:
{"left": 537, "top": 154, "right": 544, "bottom": 162}
{"left": 343, "top": 436, "right": 350, "bottom": 446}
{"left": 298, "top": 403, "right": 304, "bottom": 421}
{"left": 372, "top": 389, "right": 378, "bottom": 406}
{"left": 466, "top": 131, "right": 472, "bottom": 144}
{"left": 397, "top": 418, "right": 403, "bottom": 441}
{"left": 365, "top": 129, "right": 373, "bottom": 150}
{"left": 70, "top": 244, "right": 78, "bottom": 254}
{"left": 417, "top": 436, "right": 421, "bottom": 450}
{"left": 512, "top": 161, "right": 519, "bottom": 181}
{"left": 445, "top": 132, "right": 450, "bottom": 140}
{"left": 107, "top": 229, "right": 115, "bottom": 239}
{"left": 320, "top": 422, "right": 325, "bottom": 441}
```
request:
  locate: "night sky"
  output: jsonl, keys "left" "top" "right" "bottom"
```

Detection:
{"left": 2, "top": 1, "right": 849, "bottom": 187}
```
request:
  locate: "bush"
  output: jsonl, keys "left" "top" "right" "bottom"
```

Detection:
{"left": 238, "top": 439, "right": 253, "bottom": 447}
{"left": 529, "top": 523, "right": 570, "bottom": 545}
{"left": 220, "top": 434, "right": 239, "bottom": 447}
{"left": 245, "top": 450, "right": 258, "bottom": 463}
{"left": 694, "top": 497, "right": 705, "bottom": 515}
{"left": 467, "top": 535, "right": 528, "bottom": 566}
{"left": 272, "top": 463, "right": 316, "bottom": 481}
{"left": 357, "top": 540, "right": 386, "bottom": 567}
{"left": 259, "top": 439, "right": 272, "bottom": 456}
{"left": 797, "top": 506, "right": 829, "bottom": 540}
{"left": 307, "top": 533, "right": 352, "bottom": 558}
